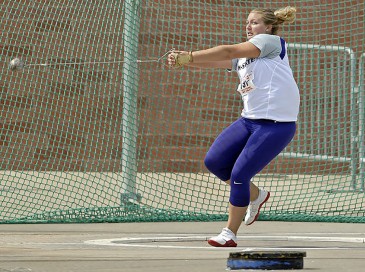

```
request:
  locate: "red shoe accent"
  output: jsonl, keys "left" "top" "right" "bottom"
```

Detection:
{"left": 207, "top": 239, "right": 237, "bottom": 247}
{"left": 246, "top": 191, "right": 270, "bottom": 226}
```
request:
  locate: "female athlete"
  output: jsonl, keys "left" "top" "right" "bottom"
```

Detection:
{"left": 168, "top": 6, "right": 300, "bottom": 247}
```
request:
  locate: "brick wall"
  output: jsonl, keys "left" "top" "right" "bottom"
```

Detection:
{"left": 0, "top": 0, "right": 364, "bottom": 174}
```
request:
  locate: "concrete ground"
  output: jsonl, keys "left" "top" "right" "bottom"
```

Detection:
{"left": 0, "top": 221, "right": 364, "bottom": 272}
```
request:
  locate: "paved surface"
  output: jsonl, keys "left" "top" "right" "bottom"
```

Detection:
{"left": 0, "top": 221, "right": 364, "bottom": 271}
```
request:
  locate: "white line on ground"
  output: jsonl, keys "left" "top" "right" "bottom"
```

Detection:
{"left": 83, "top": 234, "right": 365, "bottom": 250}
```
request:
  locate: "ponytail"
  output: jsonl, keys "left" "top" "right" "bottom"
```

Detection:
{"left": 251, "top": 6, "right": 297, "bottom": 35}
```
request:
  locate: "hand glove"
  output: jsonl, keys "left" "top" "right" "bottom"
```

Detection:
{"left": 170, "top": 51, "right": 193, "bottom": 67}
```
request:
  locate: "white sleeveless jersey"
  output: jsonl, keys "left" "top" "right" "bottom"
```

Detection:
{"left": 231, "top": 34, "right": 300, "bottom": 122}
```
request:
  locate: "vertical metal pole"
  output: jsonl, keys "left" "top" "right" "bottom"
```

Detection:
{"left": 358, "top": 54, "right": 365, "bottom": 191}
{"left": 349, "top": 49, "right": 358, "bottom": 191}
{"left": 121, "top": 0, "right": 142, "bottom": 204}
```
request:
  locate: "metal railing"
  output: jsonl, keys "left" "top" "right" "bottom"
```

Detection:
{"left": 280, "top": 43, "right": 364, "bottom": 191}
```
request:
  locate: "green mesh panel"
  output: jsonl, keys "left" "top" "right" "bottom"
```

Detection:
{"left": 0, "top": 0, "right": 364, "bottom": 224}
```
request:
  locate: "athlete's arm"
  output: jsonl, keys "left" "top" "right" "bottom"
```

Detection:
{"left": 191, "top": 42, "right": 260, "bottom": 63}
{"left": 168, "top": 51, "right": 232, "bottom": 69}
{"left": 185, "top": 60, "right": 232, "bottom": 69}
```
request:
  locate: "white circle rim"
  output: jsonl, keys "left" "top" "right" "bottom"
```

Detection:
{"left": 84, "top": 234, "right": 365, "bottom": 250}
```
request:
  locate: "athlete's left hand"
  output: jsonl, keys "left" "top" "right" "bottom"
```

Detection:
{"left": 168, "top": 51, "right": 193, "bottom": 68}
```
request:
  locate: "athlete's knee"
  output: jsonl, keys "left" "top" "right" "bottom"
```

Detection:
{"left": 204, "top": 154, "right": 230, "bottom": 181}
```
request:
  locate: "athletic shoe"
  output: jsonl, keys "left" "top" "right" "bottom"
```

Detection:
{"left": 244, "top": 189, "right": 270, "bottom": 225}
{"left": 207, "top": 227, "right": 238, "bottom": 247}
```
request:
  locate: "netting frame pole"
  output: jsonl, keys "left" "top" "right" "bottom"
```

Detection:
{"left": 358, "top": 53, "right": 365, "bottom": 192}
{"left": 348, "top": 48, "right": 359, "bottom": 191}
{"left": 120, "top": 0, "right": 142, "bottom": 205}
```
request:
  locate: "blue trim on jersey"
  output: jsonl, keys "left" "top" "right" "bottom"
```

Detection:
{"left": 279, "top": 38, "right": 286, "bottom": 60}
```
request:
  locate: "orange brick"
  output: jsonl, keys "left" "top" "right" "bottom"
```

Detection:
{"left": 34, "top": 19, "right": 72, "bottom": 32}
{"left": 0, "top": 0, "right": 363, "bottom": 174}
{"left": 0, "top": 45, "right": 32, "bottom": 57}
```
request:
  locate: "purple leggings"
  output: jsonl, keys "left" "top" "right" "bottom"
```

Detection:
{"left": 204, "top": 118, "right": 296, "bottom": 207}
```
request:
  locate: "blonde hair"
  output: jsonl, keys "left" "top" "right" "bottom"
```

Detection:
{"left": 251, "top": 6, "right": 297, "bottom": 35}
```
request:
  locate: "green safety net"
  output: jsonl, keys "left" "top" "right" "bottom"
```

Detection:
{"left": 0, "top": 0, "right": 364, "bottom": 224}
